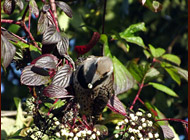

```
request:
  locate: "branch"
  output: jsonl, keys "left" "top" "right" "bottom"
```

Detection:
{"left": 102, "top": 0, "right": 107, "bottom": 34}
{"left": 1, "top": 19, "right": 21, "bottom": 25}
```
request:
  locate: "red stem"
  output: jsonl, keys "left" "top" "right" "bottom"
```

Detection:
{"left": 130, "top": 83, "right": 144, "bottom": 110}
{"left": 22, "top": 23, "right": 41, "bottom": 51}
{"left": 137, "top": 97, "right": 145, "bottom": 105}
{"left": 1, "top": 19, "right": 21, "bottom": 25}
{"left": 155, "top": 118, "right": 188, "bottom": 125}
{"left": 48, "top": 9, "right": 60, "bottom": 32}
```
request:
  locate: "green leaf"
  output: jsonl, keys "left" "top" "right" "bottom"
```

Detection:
{"left": 148, "top": 82, "right": 179, "bottom": 97}
{"left": 162, "top": 54, "right": 181, "bottom": 66}
{"left": 123, "top": 36, "right": 145, "bottom": 48}
{"left": 29, "top": 45, "right": 41, "bottom": 60}
{"left": 173, "top": 66, "right": 188, "bottom": 81}
{"left": 113, "top": 57, "right": 135, "bottom": 95}
{"left": 144, "top": 67, "right": 160, "bottom": 82}
{"left": 101, "top": 34, "right": 112, "bottom": 58}
{"left": 161, "top": 62, "right": 181, "bottom": 85}
{"left": 149, "top": 44, "right": 165, "bottom": 58}
{"left": 120, "top": 22, "right": 147, "bottom": 36}
{"left": 143, "top": 49, "right": 151, "bottom": 58}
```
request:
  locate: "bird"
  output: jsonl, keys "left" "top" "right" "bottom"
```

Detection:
{"left": 72, "top": 55, "right": 114, "bottom": 122}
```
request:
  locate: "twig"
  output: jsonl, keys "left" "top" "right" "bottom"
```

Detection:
{"left": 48, "top": 9, "right": 60, "bottom": 32}
{"left": 155, "top": 118, "right": 188, "bottom": 125}
{"left": 1, "top": 19, "right": 21, "bottom": 25}
{"left": 130, "top": 82, "right": 144, "bottom": 110}
{"left": 102, "top": 0, "right": 107, "bottom": 34}
{"left": 1, "top": 27, "right": 27, "bottom": 43}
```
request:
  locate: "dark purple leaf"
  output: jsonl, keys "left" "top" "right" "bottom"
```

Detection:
{"left": 15, "top": 0, "right": 24, "bottom": 11}
{"left": 42, "top": 26, "right": 62, "bottom": 45}
{"left": 1, "top": 34, "right": 16, "bottom": 68}
{"left": 107, "top": 95, "right": 127, "bottom": 116}
{"left": 43, "top": 84, "right": 73, "bottom": 98}
{"left": 160, "top": 125, "right": 175, "bottom": 139}
{"left": 52, "top": 64, "right": 72, "bottom": 88}
{"left": 3, "top": 0, "right": 15, "bottom": 15}
{"left": 56, "top": 35, "right": 69, "bottom": 56}
{"left": 55, "top": 1, "right": 72, "bottom": 18}
{"left": 33, "top": 54, "right": 58, "bottom": 69}
{"left": 29, "top": 0, "right": 39, "bottom": 18}
{"left": 42, "top": 4, "right": 50, "bottom": 12}
{"left": 37, "top": 12, "right": 49, "bottom": 35}
{"left": 20, "top": 65, "right": 50, "bottom": 86}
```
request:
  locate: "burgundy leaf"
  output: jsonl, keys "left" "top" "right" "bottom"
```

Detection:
{"left": 37, "top": 11, "right": 49, "bottom": 35}
{"left": 43, "top": 84, "right": 73, "bottom": 98}
{"left": 160, "top": 125, "right": 175, "bottom": 139}
{"left": 42, "top": 26, "right": 62, "bottom": 45}
{"left": 1, "top": 34, "right": 16, "bottom": 68}
{"left": 56, "top": 35, "right": 69, "bottom": 56}
{"left": 3, "top": 0, "right": 15, "bottom": 15}
{"left": 52, "top": 64, "right": 72, "bottom": 88}
{"left": 107, "top": 95, "right": 127, "bottom": 116}
{"left": 20, "top": 65, "right": 50, "bottom": 86}
{"left": 33, "top": 54, "right": 58, "bottom": 69}
{"left": 29, "top": 0, "right": 39, "bottom": 18}
{"left": 55, "top": 1, "right": 72, "bottom": 18}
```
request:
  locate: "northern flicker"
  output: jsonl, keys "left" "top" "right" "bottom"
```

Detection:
{"left": 72, "top": 55, "right": 114, "bottom": 121}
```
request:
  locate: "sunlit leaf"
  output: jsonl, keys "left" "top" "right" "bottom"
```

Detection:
{"left": 1, "top": 34, "right": 16, "bottom": 68}
{"left": 107, "top": 95, "right": 127, "bottom": 115}
{"left": 120, "top": 22, "right": 147, "bottom": 36}
{"left": 101, "top": 34, "right": 112, "bottom": 58}
{"left": 124, "top": 36, "right": 145, "bottom": 48}
{"left": 149, "top": 82, "right": 179, "bottom": 97}
{"left": 15, "top": 0, "right": 24, "bottom": 11}
{"left": 52, "top": 64, "right": 72, "bottom": 88}
{"left": 14, "top": 98, "right": 24, "bottom": 129}
{"left": 162, "top": 54, "right": 181, "bottom": 66}
{"left": 37, "top": 12, "right": 49, "bottom": 35}
{"left": 149, "top": 44, "right": 165, "bottom": 58}
{"left": 173, "top": 66, "right": 188, "bottom": 81}
{"left": 161, "top": 62, "right": 181, "bottom": 85}
{"left": 1, "top": 27, "right": 19, "bottom": 42}
{"left": 143, "top": 49, "right": 151, "bottom": 58}
{"left": 43, "top": 84, "right": 73, "bottom": 98}
{"left": 55, "top": 1, "right": 73, "bottom": 18}
{"left": 42, "top": 26, "right": 62, "bottom": 45}
{"left": 32, "top": 54, "right": 58, "bottom": 69}
{"left": 20, "top": 65, "right": 50, "bottom": 86}
{"left": 29, "top": 0, "right": 39, "bottom": 17}
{"left": 42, "top": 4, "right": 50, "bottom": 12}
{"left": 56, "top": 35, "right": 69, "bottom": 56}
{"left": 160, "top": 125, "right": 175, "bottom": 139}
{"left": 113, "top": 57, "right": 135, "bottom": 95}
{"left": 3, "top": 0, "right": 15, "bottom": 15}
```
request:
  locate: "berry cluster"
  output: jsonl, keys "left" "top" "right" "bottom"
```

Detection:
{"left": 114, "top": 111, "right": 161, "bottom": 140}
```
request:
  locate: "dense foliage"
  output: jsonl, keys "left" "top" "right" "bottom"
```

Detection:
{"left": 1, "top": 0, "right": 188, "bottom": 140}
